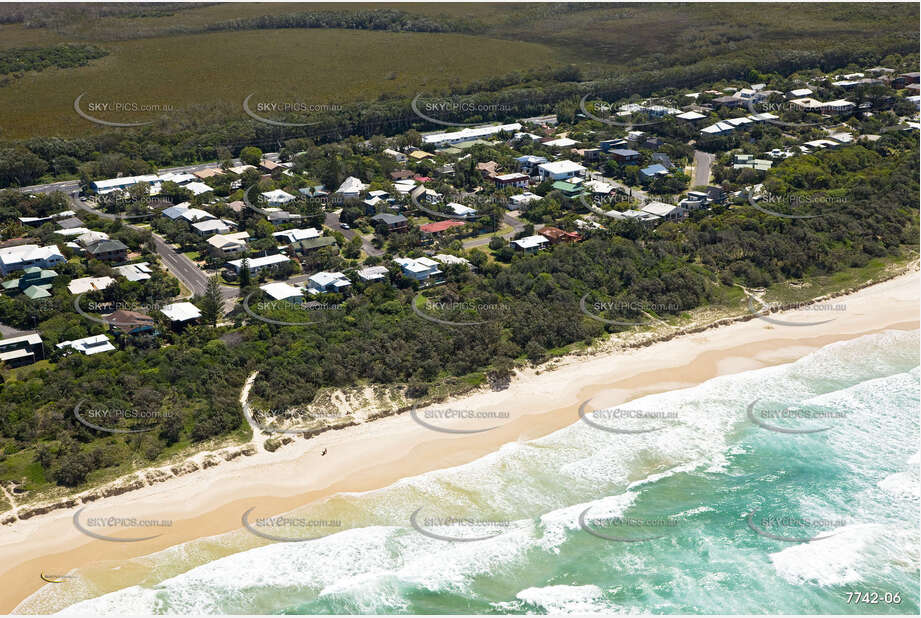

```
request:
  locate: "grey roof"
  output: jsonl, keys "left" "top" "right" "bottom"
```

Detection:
{"left": 371, "top": 213, "right": 408, "bottom": 225}
{"left": 86, "top": 238, "right": 128, "bottom": 254}
{"left": 56, "top": 217, "right": 84, "bottom": 229}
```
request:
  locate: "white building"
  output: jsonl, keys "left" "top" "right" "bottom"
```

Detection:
{"left": 227, "top": 254, "right": 290, "bottom": 274}
{"left": 272, "top": 228, "right": 320, "bottom": 244}
{"left": 67, "top": 276, "right": 115, "bottom": 295}
{"left": 536, "top": 160, "right": 586, "bottom": 181}
{"left": 260, "top": 189, "right": 296, "bottom": 207}
{"left": 307, "top": 271, "right": 351, "bottom": 294}
{"left": 511, "top": 235, "right": 550, "bottom": 253}
{"left": 508, "top": 192, "right": 542, "bottom": 209}
{"left": 206, "top": 232, "right": 249, "bottom": 256}
{"left": 356, "top": 265, "right": 390, "bottom": 283}
{"left": 260, "top": 282, "right": 305, "bottom": 303}
{"left": 0, "top": 244, "right": 66, "bottom": 275}
{"left": 447, "top": 203, "right": 478, "bottom": 219}
{"left": 56, "top": 334, "right": 115, "bottom": 355}
{"left": 160, "top": 302, "right": 201, "bottom": 323}
{"left": 422, "top": 123, "right": 522, "bottom": 146}
{"left": 393, "top": 257, "right": 442, "bottom": 282}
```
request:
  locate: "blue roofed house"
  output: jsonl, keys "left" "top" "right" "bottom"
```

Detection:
{"left": 639, "top": 163, "right": 670, "bottom": 182}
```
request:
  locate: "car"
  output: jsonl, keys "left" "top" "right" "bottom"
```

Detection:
{"left": 340, "top": 222, "right": 350, "bottom": 229}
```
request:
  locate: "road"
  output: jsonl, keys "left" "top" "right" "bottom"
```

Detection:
{"left": 323, "top": 210, "right": 383, "bottom": 257}
{"left": 69, "top": 196, "right": 237, "bottom": 306}
{"left": 693, "top": 150, "right": 714, "bottom": 187}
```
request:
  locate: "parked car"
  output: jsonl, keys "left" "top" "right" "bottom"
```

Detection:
{"left": 340, "top": 222, "right": 350, "bottom": 229}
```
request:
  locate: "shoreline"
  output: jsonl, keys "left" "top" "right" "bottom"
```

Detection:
{"left": 2, "top": 267, "right": 919, "bottom": 613}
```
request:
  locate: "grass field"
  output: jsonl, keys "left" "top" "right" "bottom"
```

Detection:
{"left": 0, "top": 27, "right": 559, "bottom": 139}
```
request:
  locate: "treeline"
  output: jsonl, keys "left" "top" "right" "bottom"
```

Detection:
{"left": 0, "top": 44, "right": 108, "bottom": 78}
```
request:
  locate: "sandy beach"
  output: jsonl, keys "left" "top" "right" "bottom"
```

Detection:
{"left": 1, "top": 268, "right": 918, "bottom": 613}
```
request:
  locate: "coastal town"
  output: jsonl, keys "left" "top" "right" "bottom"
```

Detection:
{"left": 2, "top": 68, "right": 918, "bottom": 366}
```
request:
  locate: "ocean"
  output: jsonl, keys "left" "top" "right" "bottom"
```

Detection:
{"left": 17, "top": 330, "right": 920, "bottom": 615}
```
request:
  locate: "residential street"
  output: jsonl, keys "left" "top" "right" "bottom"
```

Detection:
{"left": 324, "top": 210, "right": 383, "bottom": 257}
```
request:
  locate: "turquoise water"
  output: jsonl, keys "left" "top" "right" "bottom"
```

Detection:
{"left": 20, "top": 330, "right": 920, "bottom": 614}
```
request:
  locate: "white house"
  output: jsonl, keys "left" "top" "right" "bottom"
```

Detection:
{"left": 536, "top": 160, "right": 586, "bottom": 181}
{"left": 56, "top": 334, "right": 115, "bottom": 355}
{"left": 114, "top": 262, "right": 153, "bottom": 282}
{"left": 307, "top": 271, "right": 351, "bottom": 294}
{"left": 393, "top": 257, "right": 442, "bottom": 282}
{"left": 422, "top": 123, "right": 522, "bottom": 146}
{"left": 511, "top": 235, "right": 549, "bottom": 253}
{"left": 183, "top": 181, "right": 214, "bottom": 196}
{"left": 260, "top": 189, "right": 296, "bottom": 207}
{"left": 447, "top": 203, "right": 478, "bottom": 219}
{"left": 508, "top": 192, "right": 542, "bottom": 209}
{"left": 260, "top": 282, "right": 305, "bottom": 303}
{"left": 357, "top": 265, "right": 390, "bottom": 283}
{"left": 0, "top": 244, "right": 66, "bottom": 275}
{"left": 383, "top": 148, "right": 407, "bottom": 162}
{"left": 67, "top": 276, "right": 115, "bottom": 295}
{"left": 433, "top": 254, "right": 471, "bottom": 268}
{"left": 272, "top": 228, "right": 320, "bottom": 244}
{"left": 192, "top": 219, "right": 233, "bottom": 236}
{"left": 160, "top": 301, "right": 201, "bottom": 323}
{"left": 227, "top": 254, "right": 290, "bottom": 274}
{"left": 641, "top": 201, "right": 687, "bottom": 221}
{"left": 334, "top": 176, "right": 368, "bottom": 201}
{"left": 206, "top": 232, "right": 249, "bottom": 256}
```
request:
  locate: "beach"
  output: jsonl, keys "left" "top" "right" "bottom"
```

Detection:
{"left": 2, "top": 268, "right": 918, "bottom": 613}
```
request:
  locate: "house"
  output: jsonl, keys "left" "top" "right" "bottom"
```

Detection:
{"left": 652, "top": 153, "right": 674, "bottom": 170}
{"left": 2, "top": 267, "right": 57, "bottom": 299}
{"left": 54, "top": 226, "right": 92, "bottom": 238}
{"left": 192, "top": 219, "right": 233, "bottom": 236}
{"left": 383, "top": 148, "right": 408, "bottom": 162}
{"left": 608, "top": 148, "right": 642, "bottom": 164}
{"left": 641, "top": 201, "right": 687, "bottom": 221}
{"left": 599, "top": 138, "right": 628, "bottom": 152}
{"left": 476, "top": 161, "right": 499, "bottom": 178}
{"left": 512, "top": 234, "right": 550, "bottom": 253}
{"left": 733, "top": 154, "right": 773, "bottom": 170}
{"left": 160, "top": 301, "right": 201, "bottom": 324}
{"left": 76, "top": 231, "right": 109, "bottom": 247}
{"left": 447, "top": 203, "right": 478, "bottom": 219}
{"left": 707, "top": 186, "right": 727, "bottom": 204}
{"left": 421, "top": 123, "right": 522, "bottom": 146}
{"left": 508, "top": 192, "right": 542, "bottom": 209}
{"left": 259, "top": 159, "right": 283, "bottom": 173}
{"left": 494, "top": 173, "right": 530, "bottom": 188}
{"left": 393, "top": 257, "right": 442, "bottom": 282}
{"left": 226, "top": 164, "right": 256, "bottom": 176}
{"left": 393, "top": 179, "right": 417, "bottom": 195}
{"left": 184, "top": 182, "right": 214, "bottom": 197}
{"left": 272, "top": 228, "right": 320, "bottom": 244}
{"left": 162, "top": 204, "right": 214, "bottom": 223}
{"left": 371, "top": 213, "right": 409, "bottom": 231}
{"left": 543, "top": 136, "right": 578, "bottom": 148}
{"left": 113, "top": 262, "right": 153, "bottom": 282}
{"left": 265, "top": 210, "right": 301, "bottom": 225}
{"left": 390, "top": 169, "right": 415, "bottom": 181}
{"left": 420, "top": 220, "right": 466, "bottom": 238}
{"left": 85, "top": 239, "right": 129, "bottom": 262}
{"left": 711, "top": 95, "right": 743, "bottom": 108}
{"left": 260, "top": 189, "right": 296, "bottom": 207}
{"left": 410, "top": 186, "right": 442, "bottom": 205}
{"left": 260, "top": 282, "right": 305, "bottom": 303}
{"left": 539, "top": 227, "right": 582, "bottom": 244}
{"left": 408, "top": 150, "right": 435, "bottom": 160}
{"left": 334, "top": 176, "right": 368, "bottom": 201}
{"left": 207, "top": 232, "right": 250, "bottom": 256}
{"left": 676, "top": 111, "right": 707, "bottom": 122}
{"left": 614, "top": 209, "right": 660, "bottom": 224}
{"left": 106, "top": 310, "right": 157, "bottom": 337}
{"left": 226, "top": 200, "right": 246, "bottom": 213}
{"left": 700, "top": 121, "right": 735, "bottom": 136}
{"left": 0, "top": 244, "right": 66, "bottom": 275}
{"left": 433, "top": 254, "right": 471, "bottom": 268}
{"left": 193, "top": 168, "right": 223, "bottom": 180}
{"left": 307, "top": 271, "right": 351, "bottom": 295}
{"left": 227, "top": 253, "right": 290, "bottom": 274}
{"left": 536, "top": 160, "right": 586, "bottom": 181}
{"left": 357, "top": 265, "right": 390, "bottom": 283}
{"left": 56, "top": 216, "right": 84, "bottom": 230}
{"left": 551, "top": 180, "right": 583, "bottom": 198}
{"left": 57, "top": 334, "right": 115, "bottom": 356}
{"left": 0, "top": 333, "right": 43, "bottom": 367}
{"left": 291, "top": 236, "right": 338, "bottom": 255}
{"left": 515, "top": 155, "right": 548, "bottom": 174}
{"left": 639, "top": 164, "right": 670, "bottom": 181}
{"left": 67, "top": 276, "right": 115, "bottom": 295}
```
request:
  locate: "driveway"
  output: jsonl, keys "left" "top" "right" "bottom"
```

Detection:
{"left": 693, "top": 150, "right": 714, "bottom": 187}
{"left": 324, "top": 210, "right": 383, "bottom": 257}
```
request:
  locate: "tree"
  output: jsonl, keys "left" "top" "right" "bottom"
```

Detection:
{"left": 200, "top": 276, "right": 224, "bottom": 327}
{"left": 240, "top": 146, "right": 263, "bottom": 166}
{"left": 238, "top": 257, "right": 252, "bottom": 289}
